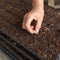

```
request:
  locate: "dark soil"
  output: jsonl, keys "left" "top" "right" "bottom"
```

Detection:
{"left": 0, "top": 0, "right": 60, "bottom": 60}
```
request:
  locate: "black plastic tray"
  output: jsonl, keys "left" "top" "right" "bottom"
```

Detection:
{"left": 0, "top": 29, "right": 46, "bottom": 60}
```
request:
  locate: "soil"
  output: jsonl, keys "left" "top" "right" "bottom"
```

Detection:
{"left": 0, "top": 0, "right": 60, "bottom": 60}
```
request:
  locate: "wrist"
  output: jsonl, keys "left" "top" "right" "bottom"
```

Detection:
{"left": 32, "top": 0, "right": 44, "bottom": 9}
{"left": 32, "top": 6, "right": 44, "bottom": 13}
{"left": 32, "top": 6, "right": 44, "bottom": 11}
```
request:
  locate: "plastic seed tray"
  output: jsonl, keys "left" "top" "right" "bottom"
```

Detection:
{"left": 0, "top": 30, "right": 44, "bottom": 60}
{"left": 0, "top": 47, "right": 13, "bottom": 60}
{"left": 0, "top": 0, "right": 60, "bottom": 60}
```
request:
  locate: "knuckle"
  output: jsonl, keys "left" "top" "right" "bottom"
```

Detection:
{"left": 24, "top": 13, "right": 28, "bottom": 17}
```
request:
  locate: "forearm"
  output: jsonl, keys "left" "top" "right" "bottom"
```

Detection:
{"left": 32, "top": 0, "right": 44, "bottom": 10}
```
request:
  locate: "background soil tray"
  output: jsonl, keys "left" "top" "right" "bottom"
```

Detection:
{"left": 0, "top": 0, "right": 60, "bottom": 60}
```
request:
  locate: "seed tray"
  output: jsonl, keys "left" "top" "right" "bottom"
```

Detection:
{"left": 0, "top": 0, "right": 60, "bottom": 60}
{"left": 0, "top": 47, "right": 13, "bottom": 60}
{"left": 0, "top": 30, "right": 45, "bottom": 60}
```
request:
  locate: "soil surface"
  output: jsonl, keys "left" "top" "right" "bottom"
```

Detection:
{"left": 0, "top": 0, "right": 60, "bottom": 60}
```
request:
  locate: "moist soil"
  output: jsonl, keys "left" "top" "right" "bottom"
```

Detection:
{"left": 0, "top": 0, "right": 60, "bottom": 60}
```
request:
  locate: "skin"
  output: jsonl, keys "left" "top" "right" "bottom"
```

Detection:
{"left": 22, "top": 0, "right": 44, "bottom": 34}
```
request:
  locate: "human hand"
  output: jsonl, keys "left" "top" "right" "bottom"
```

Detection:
{"left": 22, "top": 8, "right": 44, "bottom": 34}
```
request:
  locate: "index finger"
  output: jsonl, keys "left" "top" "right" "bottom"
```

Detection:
{"left": 26, "top": 16, "right": 35, "bottom": 34}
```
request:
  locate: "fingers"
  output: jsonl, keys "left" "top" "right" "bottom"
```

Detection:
{"left": 35, "top": 19, "right": 43, "bottom": 34}
{"left": 26, "top": 25, "right": 35, "bottom": 34}
{"left": 22, "top": 12, "right": 44, "bottom": 34}
{"left": 26, "top": 16, "right": 35, "bottom": 34}
{"left": 22, "top": 14, "right": 35, "bottom": 34}
{"left": 22, "top": 14, "right": 27, "bottom": 29}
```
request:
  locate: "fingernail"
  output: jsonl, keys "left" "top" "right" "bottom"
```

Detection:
{"left": 31, "top": 31, "right": 34, "bottom": 34}
{"left": 33, "top": 30, "right": 39, "bottom": 34}
{"left": 31, "top": 32, "right": 34, "bottom": 34}
{"left": 36, "top": 30, "right": 39, "bottom": 33}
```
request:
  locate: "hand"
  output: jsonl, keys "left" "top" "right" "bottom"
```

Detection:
{"left": 22, "top": 8, "right": 44, "bottom": 34}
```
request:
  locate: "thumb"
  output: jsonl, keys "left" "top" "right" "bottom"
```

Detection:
{"left": 35, "top": 20, "right": 42, "bottom": 34}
